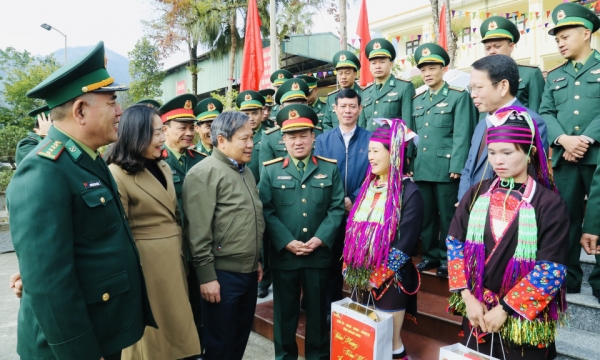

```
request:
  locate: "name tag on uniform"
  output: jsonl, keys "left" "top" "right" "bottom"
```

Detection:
{"left": 592, "top": 68, "right": 600, "bottom": 74}
{"left": 436, "top": 102, "right": 448, "bottom": 107}
{"left": 278, "top": 140, "right": 285, "bottom": 144}
{"left": 277, "top": 176, "right": 292, "bottom": 180}
{"left": 387, "top": 92, "right": 398, "bottom": 96}
{"left": 317, "top": 113, "right": 324, "bottom": 116}
{"left": 554, "top": 77, "right": 566, "bottom": 83}
{"left": 83, "top": 180, "right": 102, "bottom": 189}
{"left": 314, "top": 174, "right": 328, "bottom": 179}
{"left": 172, "top": 169, "right": 177, "bottom": 175}
{"left": 415, "top": 106, "right": 424, "bottom": 110}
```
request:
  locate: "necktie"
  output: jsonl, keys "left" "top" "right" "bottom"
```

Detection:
{"left": 179, "top": 154, "right": 186, "bottom": 168}
{"left": 575, "top": 62, "right": 583, "bottom": 72}
{"left": 377, "top": 83, "right": 383, "bottom": 91}
{"left": 298, "top": 160, "right": 305, "bottom": 176}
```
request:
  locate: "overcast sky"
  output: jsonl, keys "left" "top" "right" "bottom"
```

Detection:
{"left": 0, "top": 0, "right": 403, "bottom": 69}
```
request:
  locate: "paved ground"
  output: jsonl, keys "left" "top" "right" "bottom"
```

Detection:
{"left": 0, "top": 249, "right": 279, "bottom": 359}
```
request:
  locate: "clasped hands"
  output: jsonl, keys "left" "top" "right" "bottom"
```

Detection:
{"left": 285, "top": 237, "right": 323, "bottom": 256}
{"left": 559, "top": 135, "right": 590, "bottom": 162}
{"left": 461, "top": 289, "right": 508, "bottom": 333}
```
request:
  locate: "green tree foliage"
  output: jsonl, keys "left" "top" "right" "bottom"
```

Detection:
{"left": 128, "top": 37, "right": 165, "bottom": 103}
{"left": 0, "top": 48, "right": 60, "bottom": 129}
{"left": 0, "top": 168, "right": 14, "bottom": 193}
{"left": 210, "top": 89, "right": 239, "bottom": 111}
{"left": 0, "top": 125, "right": 28, "bottom": 169}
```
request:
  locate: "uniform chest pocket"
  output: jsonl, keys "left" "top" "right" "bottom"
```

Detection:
{"left": 436, "top": 148, "right": 452, "bottom": 176}
{"left": 272, "top": 180, "right": 296, "bottom": 206}
{"left": 413, "top": 108, "right": 425, "bottom": 129}
{"left": 381, "top": 94, "right": 400, "bottom": 116}
{"left": 552, "top": 81, "right": 568, "bottom": 105}
{"left": 81, "top": 188, "right": 120, "bottom": 239}
{"left": 586, "top": 75, "right": 600, "bottom": 97}
{"left": 433, "top": 106, "right": 454, "bottom": 127}
{"left": 311, "top": 179, "right": 332, "bottom": 204}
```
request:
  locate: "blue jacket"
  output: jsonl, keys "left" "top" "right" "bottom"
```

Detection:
{"left": 314, "top": 126, "right": 371, "bottom": 202}
{"left": 458, "top": 99, "right": 548, "bottom": 201}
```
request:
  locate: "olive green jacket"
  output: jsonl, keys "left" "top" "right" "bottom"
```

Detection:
{"left": 322, "top": 83, "right": 363, "bottom": 131}
{"left": 539, "top": 50, "right": 600, "bottom": 167}
{"left": 358, "top": 76, "right": 416, "bottom": 131}
{"left": 412, "top": 82, "right": 478, "bottom": 182}
{"left": 517, "top": 64, "right": 545, "bottom": 113}
{"left": 258, "top": 154, "right": 345, "bottom": 270}
{"left": 15, "top": 132, "right": 42, "bottom": 166}
{"left": 7, "top": 126, "right": 155, "bottom": 360}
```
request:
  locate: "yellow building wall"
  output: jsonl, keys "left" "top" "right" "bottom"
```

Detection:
{"left": 371, "top": 0, "right": 600, "bottom": 74}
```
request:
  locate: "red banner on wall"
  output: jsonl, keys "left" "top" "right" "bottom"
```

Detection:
{"left": 176, "top": 80, "right": 186, "bottom": 95}
{"left": 259, "top": 46, "right": 272, "bottom": 89}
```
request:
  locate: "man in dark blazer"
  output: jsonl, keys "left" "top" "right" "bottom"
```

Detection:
{"left": 458, "top": 55, "right": 548, "bottom": 202}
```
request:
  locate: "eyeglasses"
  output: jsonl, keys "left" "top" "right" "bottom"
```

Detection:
{"left": 467, "top": 80, "right": 500, "bottom": 94}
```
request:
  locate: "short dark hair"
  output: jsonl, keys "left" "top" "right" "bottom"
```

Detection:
{"left": 335, "top": 89, "right": 362, "bottom": 105}
{"left": 471, "top": 55, "right": 519, "bottom": 96}
{"left": 106, "top": 104, "right": 160, "bottom": 173}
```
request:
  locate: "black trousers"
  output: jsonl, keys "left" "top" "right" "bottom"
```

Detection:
{"left": 201, "top": 270, "right": 258, "bottom": 360}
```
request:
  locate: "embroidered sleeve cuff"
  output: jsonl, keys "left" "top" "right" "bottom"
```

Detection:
{"left": 387, "top": 247, "right": 410, "bottom": 272}
{"left": 503, "top": 261, "right": 566, "bottom": 321}
{"left": 446, "top": 235, "right": 467, "bottom": 291}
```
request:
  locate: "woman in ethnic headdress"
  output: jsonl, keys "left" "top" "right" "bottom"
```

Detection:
{"left": 446, "top": 107, "right": 569, "bottom": 359}
{"left": 343, "top": 119, "right": 424, "bottom": 360}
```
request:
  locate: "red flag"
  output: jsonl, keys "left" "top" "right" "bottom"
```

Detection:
{"left": 356, "top": 0, "right": 373, "bottom": 86}
{"left": 439, "top": 2, "right": 448, "bottom": 51}
{"left": 240, "top": 0, "right": 264, "bottom": 91}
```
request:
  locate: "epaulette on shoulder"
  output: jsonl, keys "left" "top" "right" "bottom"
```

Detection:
{"left": 314, "top": 126, "right": 323, "bottom": 131}
{"left": 449, "top": 85, "right": 465, "bottom": 92}
{"left": 395, "top": 76, "right": 412, "bottom": 83}
{"left": 519, "top": 63, "right": 540, "bottom": 69}
{"left": 190, "top": 148, "right": 208, "bottom": 157}
{"left": 265, "top": 125, "right": 281, "bottom": 135}
{"left": 263, "top": 157, "right": 284, "bottom": 166}
{"left": 316, "top": 155, "right": 337, "bottom": 164}
{"left": 413, "top": 88, "right": 427, "bottom": 99}
{"left": 37, "top": 139, "right": 64, "bottom": 161}
{"left": 318, "top": 96, "right": 327, "bottom": 103}
{"left": 548, "top": 61, "right": 567, "bottom": 73}
{"left": 327, "top": 88, "right": 341, "bottom": 96}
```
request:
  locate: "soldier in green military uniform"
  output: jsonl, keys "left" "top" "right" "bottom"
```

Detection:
{"left": 259, "top": 88, "right": 276, "bottom": 129}
{"left": 6, "top": 41, "right": 155, "bottom": 360}
{"left": 412, "top": 43, "right": 477, "bottom": 276}
{"left": 236, "top": 90, "right": 266, "bottom": 182}
{"left": 194, "top": 97, "right": 223, "bottom": 155}
{"left": 259, "top": 78, "right": 311, "bottom": 171}
{"left": 298, "top": 75, "right": 326, "bottom": 134}
{"left": 136, "top": 99, "right": 161, "bottom": 109}
{"left": 479, "top": 16, "right": 545, "bottom": 112}
{"left": 358, "top": 38, "right": 416, "bottom": 131}
{"left": 258, "top": 104, "right": 345, "bottom": 360}
{"left": 269, "top": 69, "right": 294, "bottom": 123}
{"left": 15, "top": 105, "right": 52, "bottom": 166}
{"left": 323, "top": 50, "right": 363, "bottom": 131}
{"left": 539, "top": 2, "right": 600, "bottom": 295}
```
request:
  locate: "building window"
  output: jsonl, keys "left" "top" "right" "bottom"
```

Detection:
{"left": 462, "top": 27, "right": 471, "bottom": 43}
{"left": 406, "top": 39, "right": 420, "bottom": 56}
{"left": 509, "top": 12, "right": 526, "bottom": 32}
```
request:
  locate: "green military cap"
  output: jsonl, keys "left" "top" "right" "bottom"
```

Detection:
{"left": 159, "top": 94, "right": 197, "bottom": 123}
{"left": 276, "top": 104, "right": 318, "bottom": 133}
{"left": 26, "top": 42, "right": 127, "bottom": 109}
{"left": 414, "top": 43, "right": 450, "bottom": 68}
{"left": 136, "top": 99, "right": 161, "bottom": 109}
{"left": 297, "top": 75, "right": 318, "bottom": 90}
{"left": 549, "top": 2, "right": 600, "bottom": 36}
{"left": 194, "top": 97, "right": 223, "bottom": 123}
{"left": 480, "top": 16, "right": 520, "bottom": 43}
{"left": 258, "top": 89, "right": 275, "bottom": 107}
{"left": 28, "top": 105, "right": 50, "bottom": 118}
{"left": 332, "top": 50, "right": 361, "bottom": 70}
{"left": 236, "top": 90, "right": 265, "bottom": 111}
{"left": 365, "top": 38, "right": 396, "bottom": 61}
{"left": 275, "top": 78, "right": 309, "bottom": 105}
{"left": 270, "top": 69, "right": 294, "bottom": 86}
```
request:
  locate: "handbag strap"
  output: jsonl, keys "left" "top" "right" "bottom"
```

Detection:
{"left": 466, "top": 329, "right": 507, "bottom": 360}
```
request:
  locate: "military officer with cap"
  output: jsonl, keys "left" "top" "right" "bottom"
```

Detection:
{"left": 480, "top": 16, "right": 545, "bottom": 112}
{"left": 194, "top": 97, "right": 223, "bottom": 155}
{"left": 358, "top": 38, "right": 416, "bottom": 131}
{"left": 259, "top": 78, "right": 311, "bottom": 172}
{"left": 298, "top": 74, "right": 326, "bottom": 134}
{"left": 259, "top": 88, "right": 276, "bottom": 129}
{"left": 236, "top": 90, "right": 267, "bottom": 182}
{"left": 411, "top": 43, "right": 477, "bottom": 276}
{"left": 539, "top": 2, "right": 600, "bottom": 297}
{"left": 136, "top": 99, "right": 161, "bottom": 109}
{"left": 269, "top": 69, "right": 295, "bottom": 123}
{"left": 15, "top": 105, "right": 52, "bottom": 166}
{"left": 258, "top": 104, "right": 345, "bottom": 360}
{"left": 323, "top": 50, "right": 363, "bottom": 131}
{"left": 6, "top": 41, "right": 155, "bottom": 360}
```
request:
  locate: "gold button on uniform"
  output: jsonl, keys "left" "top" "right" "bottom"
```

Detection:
{"left": 100, "top": 197, "right": 105, "bottom": 204}
{"left": 424, "top": 135, "right": 428, "bottom": 139}
{"left": 303, "top": 213, "right": 307, "bottom": 217}
{"left": 425, "top": 123, "right": 429, "bottom": 126}
{"left": 375, "top": 100, "right": 379, "bottom": 104}
{"left": 575, "top": 81, "right": 581, "bottom": 86}
{"left": 555, "top": 85, "right": 560, "bottom": 89}
{"left": 574, "top": 110, "right": 579, "bottom": 115}
{"left": 374, "top": 111, "right": 378, "bottom": 115}
{"left": 575, "top": 126, "right": 581, "bottom": 131}
{"left": 281, "top": 185, "right": 286, "bottom": 189}
{"left": 102, "top": 293, "right": 110, "bottom": 301}
{"left": 427, "top": 110, "right": 430, "bottom": 114}
{"left": 320, "top": 183, "right": 324, "bottom": 187}
{"left": 302, "top": 199, "right": 306, "bottom": 203}
{"left": 423, "top": 148, "right": 427, "bottom": 152}
{"left": 301, "top": 184, "right": 306, "bottom": 189}
{"left": 372, "top": 122, "right": 376, "bottom": 126}
{"left": 441, "top": 111, "right": 445, "bottom": 114}
{"left": 575, "top": 95, "right": 580, "bottom": 100}
{"left": 446, "top": 154, "right": 450, "bottom": 158}
{"left": 303, "top": 228, "right": 308, "bottom": 232}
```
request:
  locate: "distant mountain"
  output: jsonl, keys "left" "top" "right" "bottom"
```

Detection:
{"left": 53, "top": 46, "right": 131, "bottom": 84}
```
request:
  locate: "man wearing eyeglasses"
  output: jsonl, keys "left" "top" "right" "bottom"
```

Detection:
{"left": 457, "top": 55, "right": 547, "bottom": 202}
